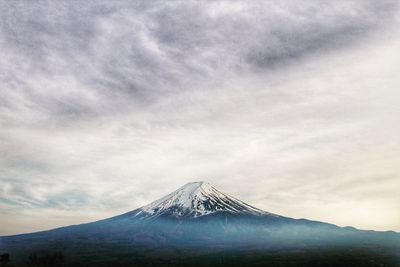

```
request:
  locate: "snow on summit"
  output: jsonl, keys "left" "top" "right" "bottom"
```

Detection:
{"left": 137, "top": 181, "right": 274, "bottom": 218}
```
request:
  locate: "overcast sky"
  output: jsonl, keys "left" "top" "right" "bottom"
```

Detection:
{"left": 1, "top": 0, "right": 399, "bottom": 235}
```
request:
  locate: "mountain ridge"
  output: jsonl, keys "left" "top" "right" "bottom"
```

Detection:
{"left": 132, "top": 181, "right": 277, "bottom": 219}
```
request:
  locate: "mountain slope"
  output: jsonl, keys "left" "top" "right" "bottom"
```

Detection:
{"left": 1, "top": 181, "right": 399, "bottom": 267}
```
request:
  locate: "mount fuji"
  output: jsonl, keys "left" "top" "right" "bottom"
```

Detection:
{"left": 128, "top": 181, "right": 273, "bottom": 218}
{"left": 1, "top": 182, "right": 399, "bottom": 267}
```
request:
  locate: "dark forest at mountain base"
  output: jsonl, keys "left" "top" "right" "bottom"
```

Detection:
{"left": 2, "top": 246, "right": 400, "bottom": 267}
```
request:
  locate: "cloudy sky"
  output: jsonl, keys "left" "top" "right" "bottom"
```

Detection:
{"left": 1, "top": 0, "right": 400, "bottom": 235}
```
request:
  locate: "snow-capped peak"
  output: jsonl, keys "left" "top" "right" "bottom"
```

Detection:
{"left": 137, "top": 181, "right": 273, "bottom": 218}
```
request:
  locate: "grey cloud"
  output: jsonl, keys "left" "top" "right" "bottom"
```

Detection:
{"left": 0, "top": 0, "right": 397, "bottom": 124}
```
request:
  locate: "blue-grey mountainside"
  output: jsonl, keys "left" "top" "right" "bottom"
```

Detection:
{"left": 1, "top": 182, "right": 399, "bottom": 267}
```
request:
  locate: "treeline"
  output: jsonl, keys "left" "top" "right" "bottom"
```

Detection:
{"left": 0, "top": 253, "right": 10, "bottom": 266}
{"left": 2, "top": 248, "right": 399, "bottom": 267}
{"left": 0, "top": 252, "right": 64, "bottom": 267}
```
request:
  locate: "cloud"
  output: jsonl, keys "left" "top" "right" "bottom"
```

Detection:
{"left": 1, "top": 1, "right": 397, "bottom": 121}
{"left": 0, "top": 0, "right": 399, "bottom": 235}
